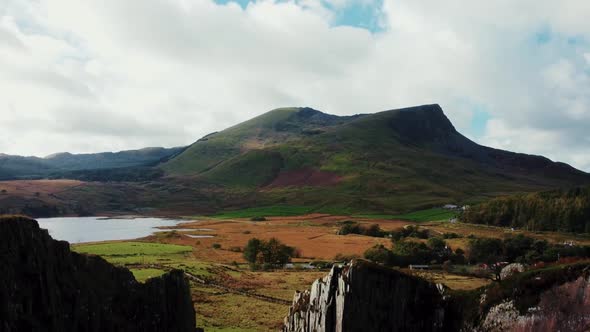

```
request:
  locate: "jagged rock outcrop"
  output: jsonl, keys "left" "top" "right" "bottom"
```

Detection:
{"left": 478, "top": 263, "right": 590, "bottom": 332}
{"left": 500, "top": 263, "right": 526, "bottom": 280}
{"left": 283, "top": 260, "right": 459, "bottom": 332}
{"left": 0, "top": 216, "right": 196, "bottom": 332}
{"left": 284, "top": 259, "right": 590, "bottom": 332}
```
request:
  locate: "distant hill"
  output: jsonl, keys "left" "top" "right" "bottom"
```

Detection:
{"left": 0, "top": 147, "right": 185, "bottom": 180}
{"left": 159, "top": 104, "right": 590, "bottom": 212}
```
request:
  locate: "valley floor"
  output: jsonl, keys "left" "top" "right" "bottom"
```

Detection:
{"left": 69, "top": 211, "right": 590, "bottom": 331}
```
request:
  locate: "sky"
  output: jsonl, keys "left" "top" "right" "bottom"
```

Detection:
{"left": 1, "top": 0, "right": 589, "bottom": 171}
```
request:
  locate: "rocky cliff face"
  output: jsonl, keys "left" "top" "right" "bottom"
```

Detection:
{"left": 0, "top": 216, "right": 196, "bottom": 332}
{"left": 284, "top": 260, "right": 590, "bottom": 332}
{"left": 283, "top": 260, "right": 458, "bottom": 332}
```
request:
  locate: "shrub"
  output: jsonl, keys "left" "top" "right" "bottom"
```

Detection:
{"left": 390, "top": 225, "right": 429, "bottom": 242}
{"left": 212, "top": 243, "right": 222, "bottom": 249}
{"left": 337, "top": 222, "right": 384, "bottom": 237}
{"left": 443, "top": 232, "right": 461, "bottom": 239}
{"left": 337, "top": 222, "right": 362, "bottom": 235}
{"left": 333, "top": 253, "right": 360, "bottom": 262}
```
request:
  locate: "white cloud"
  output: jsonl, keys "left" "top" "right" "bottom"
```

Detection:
{"left": 0, "top": 0, "right": 589, "bottom": 171}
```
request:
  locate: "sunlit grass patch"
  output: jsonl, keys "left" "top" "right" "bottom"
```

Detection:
{"left": 130, "top": 268, "right": 166, "bottom": 282}
{"left": 72, "top": 241, "right": 193, "bottom": 265}
{"left": 356, "top": 208, "right": 457, "bottom": 222}
{"left": 212, "top": 205, "right": 313, "bottom": 219}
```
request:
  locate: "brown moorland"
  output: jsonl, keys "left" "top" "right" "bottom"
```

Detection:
{"left": 151, "top": 214, "right": 410, "bottom": 263}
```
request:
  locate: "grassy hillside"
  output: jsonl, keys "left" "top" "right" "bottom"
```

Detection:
{"left": 3, "top": 104, "right": 590, "bottom": 218}
{"left": 161, "top": 107, "right": 356, "bottom": 175}
{"left": 157, "top": 104, "right": 590, "bottom": 215}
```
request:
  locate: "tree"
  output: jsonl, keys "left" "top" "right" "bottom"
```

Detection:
{"left": 467, "top": 238, "right": 503, "bottom": 264}
{"left": 393, "top": 241, "right": 432, "bottom": 265}
{"left": 338, "top": 222, "right": 361, "bottom": 235}
{"left": 243, "top": 237, "right": 296, "bottom": 270}
{"left": 364, "top": 245, "right": 396, "bottom": 266}
{"left": 364, "top": 224, "right": 383, "bottom": 237}
{"left": 502, "top": 234, "right": 534, "bottom": 262}
{"left": 243, "top": 238, "right": 262, "bottom": 266}
{"left": 427, "top": 237, "right": 446, "bottom": 251}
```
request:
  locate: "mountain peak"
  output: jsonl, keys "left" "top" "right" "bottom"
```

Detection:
{"left": 381, "top": 104, "right": 457, "bottom": 145}
{"left": 396, "top": 103, "right": 444, "bottom": 113}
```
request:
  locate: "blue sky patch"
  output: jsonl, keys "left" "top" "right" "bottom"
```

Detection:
{"left": 324, "top": 0, "right": 384, "bottom": 32}
{"left": 214, "top": 0, "right": 383, "bottom": 32}
{"left": 470, "top": 108, "right": 491, "bottom": 138}
{"left": 534, "top": 26, "right": 552, "bottom": 44}
{"left": 215, "top": 0, "right": 251, "bottom": 8}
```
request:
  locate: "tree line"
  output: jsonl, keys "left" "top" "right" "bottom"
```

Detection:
{"left": 363, "top": 231, "right": 590, "bottom": 278}
{"left": 461, "top": 186, "right": 590, "bottom": 233}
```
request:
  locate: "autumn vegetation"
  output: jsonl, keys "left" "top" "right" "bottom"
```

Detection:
{"left": 462, "top": 186, "right": 590, "bottom": 233}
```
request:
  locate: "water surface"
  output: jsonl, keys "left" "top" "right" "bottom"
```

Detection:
{"left": 37, "top": 216, "right": 188, "bottom": 243}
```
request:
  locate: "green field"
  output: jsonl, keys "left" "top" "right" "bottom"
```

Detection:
{"left": 130, "top": 268, "right": 167, "bottom": 282}
{"left": 211, "top": 205, "right": 314, "bottom": 218}
{"left": 212, "top": 205, "right": 458, "bottom": 223}
{"left": 73, "top": 242, "right": 193, "bottom": 265}
{"left": 73, "top": 242, "right": 192, "bottom": 256}
{"left": 72, "top": 240, "right": 324, "bottom": 331}
{"left": 391, "top": 208, "right": 457, "bottom": 222}
{"left": 355, "top": 208, "right": 457, "bottom": 222}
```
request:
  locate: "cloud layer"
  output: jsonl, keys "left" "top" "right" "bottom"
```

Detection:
{"left": 1, "top": 0, "right": 589, "bottom": 171}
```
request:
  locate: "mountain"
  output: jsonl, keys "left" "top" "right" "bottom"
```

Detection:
{"left": 159, "top": 104, "right": 590, "bottom": 213}
{"left": 2, "top": 104, "right": 589, "bottom": 217}
{"left": 0, "top": 146, "right": 185, "bottom": 180}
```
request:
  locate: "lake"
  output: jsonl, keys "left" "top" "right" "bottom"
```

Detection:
{"left": 37, "top": 216, "right": 189, "bottom": 243}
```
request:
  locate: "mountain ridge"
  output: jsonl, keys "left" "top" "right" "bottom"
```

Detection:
{"left": 162, "top": 104, "right": 589, "bottom": 185}
{"left": 1, "top": 104, "right": 589, "bottom": 217}
{"left": 0, "top": 146, "right": 185, "bottom": 180}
